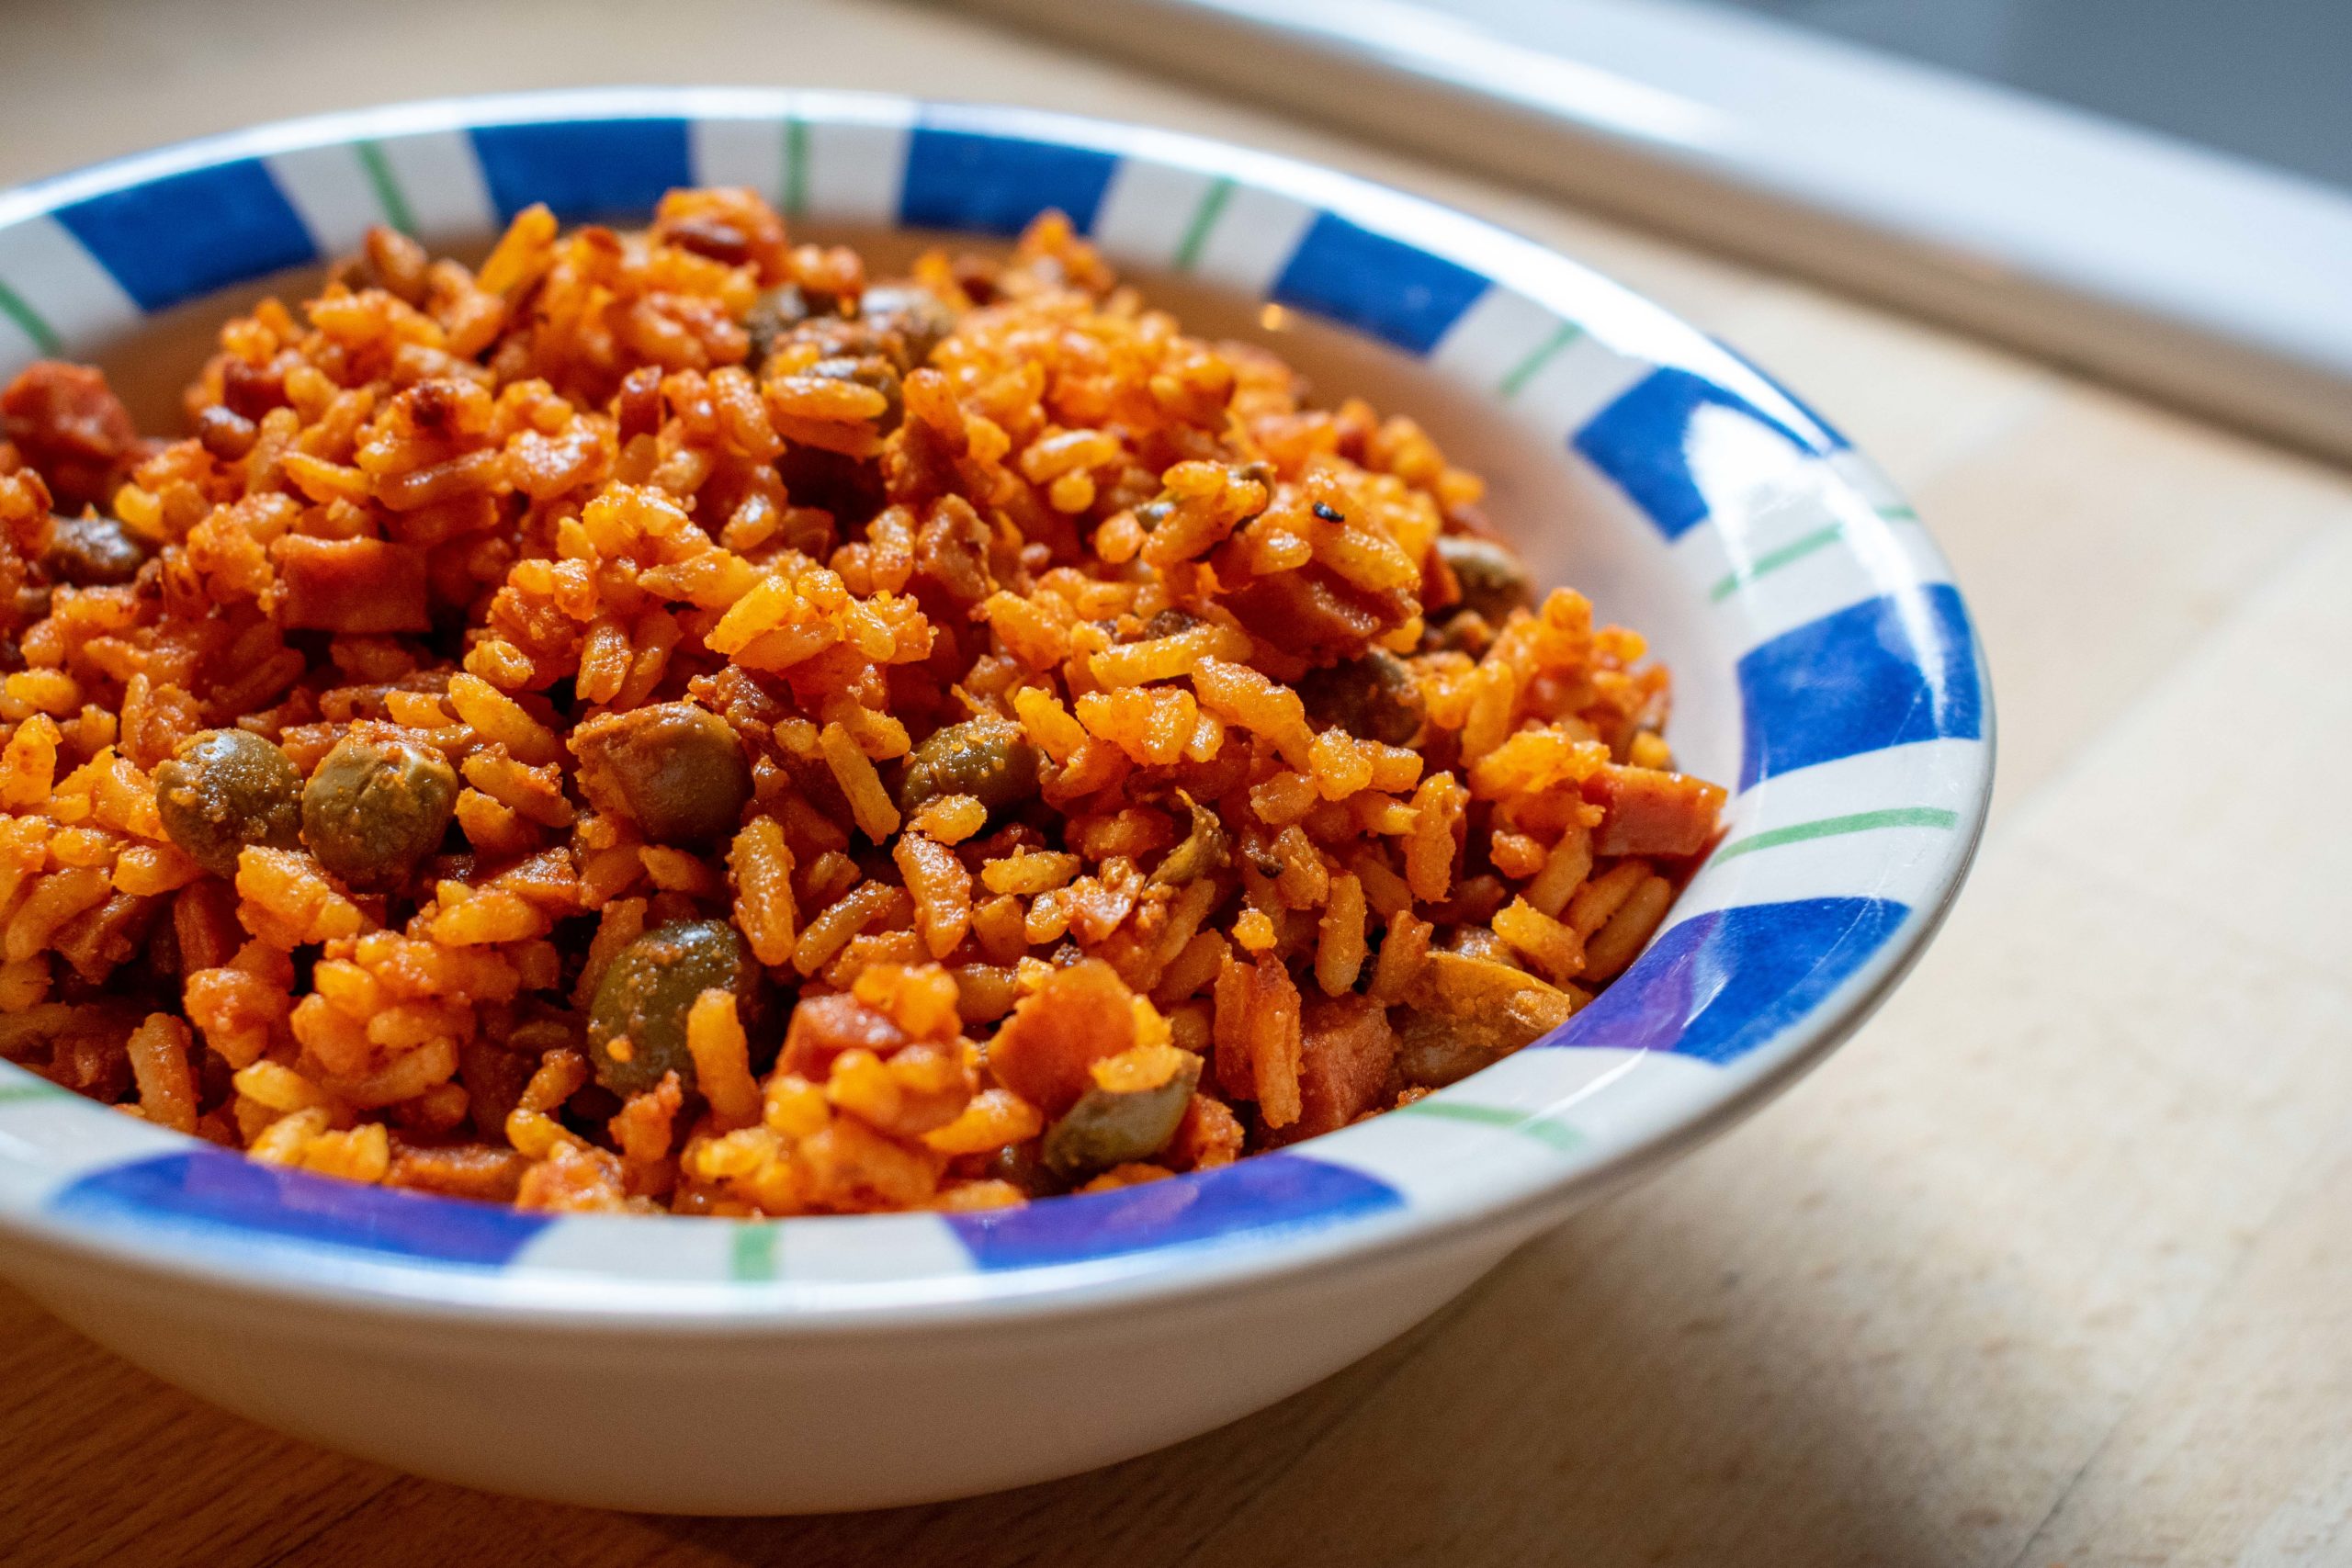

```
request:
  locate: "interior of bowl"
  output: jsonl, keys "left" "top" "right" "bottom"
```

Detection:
{"left": 0, "top": 89, "right": 1991, "bottom": 1316}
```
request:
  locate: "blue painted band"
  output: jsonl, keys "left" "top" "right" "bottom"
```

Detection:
{"left": 469, "top": 118, "right": 695, "bottom": 222}
{"left": 1573, "top": 366, "right": 1837, "bottom": 541}
{"left": 944, "top": 1152, "right": 1403, "bottom": 1270}
{"left": 48, "top": 1150, "right": 549, "bottom": 1268}
{"left": 53, "top": 160, "right": 315, "bottom": 315}
{"left": 1270, "top": 210, "right": 1491, "bottom": 355}
{"left": 898, "top": 128, "right": 1119, "bottom": 236}
{"left": 1550, "top": 896, "right": 1910, "bottom": 1065}
{"left": 1737, "top": 582, "right": 1983, "bottom": 789}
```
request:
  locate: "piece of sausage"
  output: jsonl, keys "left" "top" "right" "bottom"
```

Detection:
{"left": 1585, "top": 764, "right": 1725, "bottom": 858}
{"left": 275, "top": 536, "right": 431, "bottom": 634}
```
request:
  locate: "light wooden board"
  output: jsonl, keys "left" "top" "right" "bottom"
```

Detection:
{"left": 4, "top": 2, "right": 2350, "bottom": 1563}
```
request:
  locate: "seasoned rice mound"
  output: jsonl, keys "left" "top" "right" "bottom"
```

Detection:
{"left": 0, "top": 191, "right": 1724, "bottom": 1214}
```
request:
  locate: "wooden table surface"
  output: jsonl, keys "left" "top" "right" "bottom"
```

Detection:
{"left": 6, "top": 3, "right": 2352, "bottom": 1563}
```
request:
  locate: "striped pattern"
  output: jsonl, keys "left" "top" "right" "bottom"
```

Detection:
{"left": 0, "top": 279, "right": 61, "bottom": 355}
{"left": 943, "top": 1155, "right": 1403, "bottom": 1271}
{"left": 1736, "top": 584, "right": 1984, "bottom": 788}
{"left": 49, "top": 1150, "right": 548, "bottom": 1268}
{"left": 731, "top": 1223, "right": 780, "bottom": 1283}
{"left": 0, "top": 95, "right": 1990, "bottom": 1296}
{"left": 1392, "top": 1099, "right": 1584, "bottom": 1154}
{"left": 52, "top": 159, "right": 315, "bottom": 313}
{"left": 1549, "top": 897, "right": 1910, "bottom": 1065}
{"left": 1573, "top": 366, "right": 1838, "bottom": 542}
{"left": 1710, "top": 523, "right": 1843, "bottom": 602}
{"left": 1496, "top": 321, "right": 1582, "bottom": 401}
{"left": 1172, "top": 176, "right": 1235, "bottom": 271}
{"left": 1711, "top": 806, "right": 1961, "bottom": 864}
{"left": 469, "top": 118, "right": 695, "bottom": 222}
{"left": 1271, "top": 211, "right": 1490, "bottom": 355}
{"left": 354, "top": 141, "right": 416, "bottom": 235}
{"left": 781, "top": 119, "right": 810, "bottom": 218}
{"left": 0, "top": 218, "right": 139, "bottom": 368}
{"left": 898, "top": 127, "right": 1118, "bottom": 236}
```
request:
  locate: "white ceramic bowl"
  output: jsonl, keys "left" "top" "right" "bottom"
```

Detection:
{"left": 0, "top": 89, "right": 1992, "bottom": 1514}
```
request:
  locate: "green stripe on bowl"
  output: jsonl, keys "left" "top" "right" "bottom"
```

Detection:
{"left": 1707, "top": 502, "right": 1924, "bottom": 603}
{"left": 1495, "top": 320, "right": 1582, "bottom": 400}
{"left": 0, "top": 279, "right": 62, "bottom": 356}
{"left": 730, "top": 1220, "right": 780, "bottom": 1281}
{"left": 354, "top": 141, "right": 417, "bottom": 236}
{"left": 0, "top": 1079, "right": 65, "bottom": 1106}
{"left": 1394, "top": 1098, "right": 1584, "bottom": 1153}
{"left": 781, "top": 118, "right": 810, "bottom": 219}
{"left": 1710, "top": 522, "right": 1845, "bottom": 602}
{"left": 1172, "top": 176, "right": 1235, "bottom": 272}
{"left": 1711, "top": 806, "right": 1960, "bottom": 864}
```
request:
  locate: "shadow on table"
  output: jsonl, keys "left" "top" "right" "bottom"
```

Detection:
{"left": 609, "top": 1178, "right": 1974, "bottom": 1568}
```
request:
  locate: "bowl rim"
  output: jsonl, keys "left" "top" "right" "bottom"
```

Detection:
{"left": 0, "top": 86, "right": 1994, "bottom": 1330}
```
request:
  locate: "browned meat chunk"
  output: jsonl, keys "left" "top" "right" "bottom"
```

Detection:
{"left": 1394, "top": 950, "right": 1577, "bottom": 1087}
{"left": 388, "top": 1143, "right": 530, "bottom": 1203}
{"left": 1585, "top": 764, "right": 1725, "bottom": 858}
{"left": 987, "top": 958, "right": 1137, "bottom": 1117}
{"left": 1280, "top": 994, "right": 1397, "bottom": 1140}
{"left": 780, "top": 992, "right": 910, "bottom": 1080}
{"left": 1222, "top": 564, "right": 1415, "bottom": 664}
{"left": 1, "top": 361, "right": 146, "bottom": 512}
{"left": 275, "top": 536, "right": 431, "bottom": 633}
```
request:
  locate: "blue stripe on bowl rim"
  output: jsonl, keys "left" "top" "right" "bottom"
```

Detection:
{"left": 0, "top": 90, "right": 1992, "bottom": 1312}
{"left": 1270, "top": 210, "right": 1492, "bottom": 355}
{"left": 1545, "top": 897, "right": 1914, "bottom": 1066}
{"left": 50, "top": 1148, "right": 551, "bottom": 1269}
{"left": 898, "top": 124, "right": 1120, "bottom": 236}
{"left": 51, "top": 157, "right": 317, "bottom": 315}
{"left": 1571, "top": 365, "right": 1840, "bottom": 542}
{"left": 944, "top": 1154, "right": 1406, "bottom": 1272}
{"left": 1736, "top": 584, "right": 1984, "bottom": 790}
{"left": 469, "top": 117, "right": 696, "bottom": 223}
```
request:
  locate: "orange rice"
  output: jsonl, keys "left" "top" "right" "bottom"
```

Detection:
{"left": 0, "top": 190, "right": 1724, "bottom": 1214}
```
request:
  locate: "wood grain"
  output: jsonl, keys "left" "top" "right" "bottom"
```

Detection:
{"left": 4, "top": 3, "right": 2351, "bottom": 1563}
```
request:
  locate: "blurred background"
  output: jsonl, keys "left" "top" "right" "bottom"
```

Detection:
{"left": 956, "top": 0, "right": 2352, "bottom": 459}
{"left": 13, "top": 0, "right": 2346, "bottom": 456}
{"left": 1698, "top": 0, "right": 2352, "bottom": 188}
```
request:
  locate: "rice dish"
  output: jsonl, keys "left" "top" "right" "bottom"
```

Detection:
{"left": 0, "top": 191, "right": 1724, "bottom": 1214}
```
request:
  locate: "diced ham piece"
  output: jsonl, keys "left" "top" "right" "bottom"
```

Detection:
{"left": 1277, "top": 993, "right": 1397, "bottom": 1141}
{"left": 1221, "top": 563, "right": 1415, "bottom": 664}
{"left": 779, "top": 991, "right": 909, "bottom": 1080}
{"left": 0, "top": 361, "right": 146, "bottom": 512}
{"left": 274, "top": 536, "right": 431, "bottom": 633}
{"left": 1585, "top": 764, "right": 1726, "bottom": 858}
{"left": 386, "top": 1143, "right": 529, "bottom": 1203}
{"left": 986, "top": 958, "right": 1136, "bottom": 1117}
